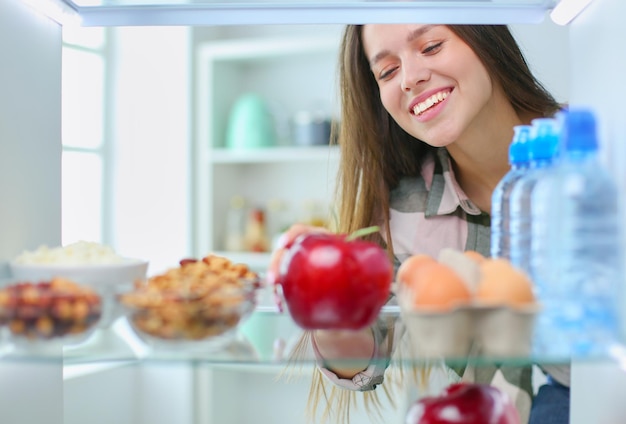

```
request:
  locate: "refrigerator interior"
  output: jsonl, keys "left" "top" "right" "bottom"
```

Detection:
{"left": 2, "top": 0, "right": 626, "bottom": 422}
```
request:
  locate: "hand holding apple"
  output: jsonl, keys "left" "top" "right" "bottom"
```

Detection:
{"left": 267, "top": 223, "right": 330, "bottom": 313}
{"left": 266, "top": 223, "right": 330, "bottom": 287}
{"left": 276, "top": 228, "right": 393, "bottom": 330}
{"left": 312, "top": 328, "right": 376, "bottom": 378}
{"left": 405, "top": 382, "right": 520, "bottom": 424}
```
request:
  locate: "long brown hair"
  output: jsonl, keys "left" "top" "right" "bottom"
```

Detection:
{"left": 333, "top": 25, "right": 561, "bottom": 253}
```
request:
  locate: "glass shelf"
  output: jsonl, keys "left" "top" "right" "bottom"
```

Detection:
{"left": 1, "top": 276, "right": 620, "bottom": 372}
{"left": 55, "top": 0, "right": 559, "bottom": 27}
{"left": 4, "top": 302, "right": 620, "bottom": 373}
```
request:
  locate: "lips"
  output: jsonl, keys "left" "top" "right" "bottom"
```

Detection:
{"left": 411, "top": 89, "right": 451, "bottom": 116}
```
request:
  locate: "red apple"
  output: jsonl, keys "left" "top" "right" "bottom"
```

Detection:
{"left": 276, "top": 232, "right": 393, "bottom": 330}
{"left": 406, "top": 382, "right": 520, "bottom": 424}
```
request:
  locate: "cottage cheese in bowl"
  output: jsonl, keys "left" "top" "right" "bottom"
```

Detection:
{"left": 14, "top": 241, "right": 130, "bottom": 265}
{"left": 10, "top": 241, "right": 148, "bottom": 286}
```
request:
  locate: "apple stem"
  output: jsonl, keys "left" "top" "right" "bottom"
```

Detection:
{"left": 345, "top": 226, "right": 380, "bottom": 242}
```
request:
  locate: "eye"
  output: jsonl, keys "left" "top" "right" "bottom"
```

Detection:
{"left": 422, "top": 41, "right": 444, "bottom": 55}
{"left": 378, "top": 66, "right": 398, "bottom": 81}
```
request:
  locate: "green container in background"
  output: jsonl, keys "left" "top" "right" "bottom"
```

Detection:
{"left": 225, "top": 93, "right": 277, "bottom": 149}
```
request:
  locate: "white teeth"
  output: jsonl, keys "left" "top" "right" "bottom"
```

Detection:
{"left": 413, "top": 91, "right": 449, "bottom": 116}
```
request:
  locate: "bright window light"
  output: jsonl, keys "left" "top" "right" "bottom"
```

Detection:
{"left": 62, "top": 151, "right": 103, "bottom": 245}
{"left": 550, "top": 0, "right": 595, "bottom": 25}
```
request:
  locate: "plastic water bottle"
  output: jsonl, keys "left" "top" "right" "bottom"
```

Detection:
{"left": 509, "top": 118, "right": 560, "bottom": 275}
{"left": 490, "top": 125, "right": 531, "bottom": 259}
{"left": 532, "top": 108, "right": 623, "bottom": 357}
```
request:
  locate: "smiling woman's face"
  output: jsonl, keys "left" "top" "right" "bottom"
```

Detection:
{"left": 361, "top": 24, "right": 495, "bottom": 148}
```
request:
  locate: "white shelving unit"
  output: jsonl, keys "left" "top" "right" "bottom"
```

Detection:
{"left": 193, "top": 34, "right": 342, "bottom": 268}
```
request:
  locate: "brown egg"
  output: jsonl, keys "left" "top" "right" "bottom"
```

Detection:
{"left": 476, "top": 258, "right": 535, "bottom": 307}
{"left": 397, "top": 254, "right": 437, "bottom": 289}
{"left": 463, "top": 250, "right": 487, "bottom": 264}
{"left": 409, "top": 262, "right": 472, "bottom": 311}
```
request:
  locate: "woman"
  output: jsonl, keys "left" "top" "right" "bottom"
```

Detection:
{"left": 269, "top": 24, "right": 567, "bottom": 423}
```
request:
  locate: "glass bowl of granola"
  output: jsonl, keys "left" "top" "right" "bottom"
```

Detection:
{"left": 117, "top": 254, "right": 260, "bottom": 351}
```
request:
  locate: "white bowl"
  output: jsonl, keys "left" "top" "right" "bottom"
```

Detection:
{"left": 9, "top": 260, "right": 148, "bottom": 287}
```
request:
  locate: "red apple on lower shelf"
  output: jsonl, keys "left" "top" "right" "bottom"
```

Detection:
{"left": 406, "top": 382, "right": 520, "bottom": 424}
{"left": 276, "top": 231, "right": 393, "bottom": 330}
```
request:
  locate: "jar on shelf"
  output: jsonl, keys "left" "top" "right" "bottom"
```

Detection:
{"left": 266, "top": 198, "right": 291, "bottom": 250}
{"left": 225, "top": 195, "right": 247, "bottom": 252}
{"left": 243, "top": 207, "right": 270, "bottom": 253}
{"left": 299, "top": 199, "right": 328, "bottom": 229}
{"left": 225, "top": 93, "right": 277, "bottom": 150}
{"left": 291, "top": 110, "right": 331, "bottom": 146}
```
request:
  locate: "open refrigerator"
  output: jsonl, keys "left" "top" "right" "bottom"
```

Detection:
{"left": 2, "top": 0, "right": 626, "bottom": 423}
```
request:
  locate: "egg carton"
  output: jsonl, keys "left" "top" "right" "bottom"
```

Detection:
{"left": 400, "top": 302, "right": 539, "bottom": 359}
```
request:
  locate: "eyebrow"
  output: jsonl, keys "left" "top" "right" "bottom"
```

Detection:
{"left": 368, "top": 25, "right": 438, "bottom": 67}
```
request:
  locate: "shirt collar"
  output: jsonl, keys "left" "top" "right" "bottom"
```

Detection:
{"left": 425, "top": 148, "right": 483, "bottom": 217}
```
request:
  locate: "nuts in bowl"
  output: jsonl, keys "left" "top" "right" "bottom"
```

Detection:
{"left": 0, "top": 278, "right": 102, "bottom": 345}
{"left": 118, "top": 254, "right": 260, "bottom": 348}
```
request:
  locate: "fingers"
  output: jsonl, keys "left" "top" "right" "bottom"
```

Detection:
{"left": 266, "top": 246, "right": 286, "bottom": 286}
{"left": 278, "top": 223, "right": 330, "bottom": 249}
{"left": 266, "top": 223, "right": 331, "bottom": 286}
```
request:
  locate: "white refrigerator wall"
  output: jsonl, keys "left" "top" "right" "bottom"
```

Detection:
{"left": 0, "top": 1, "right": 63, "bottom": 424}
{"left": 0, "top": 0, "right": 62, "bottom": 272}
{"left": 568, "top": 0, "right": 626, "bottom": 423}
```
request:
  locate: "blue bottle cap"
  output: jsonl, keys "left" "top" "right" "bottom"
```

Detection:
{"left": 562, "top": 108, "right": 599, "bottom": 153}
{"left": 529, "top": 117, "right": 560, "bottom": 161}
{"left": 509, "top": 125, "right": 531, "bottom": 165}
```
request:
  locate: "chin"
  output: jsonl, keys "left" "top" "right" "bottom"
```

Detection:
{"left": 405, "top": 120, "right": 460, "bottom": 149}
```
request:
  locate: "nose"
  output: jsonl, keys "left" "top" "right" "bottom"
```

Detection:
{"left": 400, "top": 59, "right": 430, "bottom": 92}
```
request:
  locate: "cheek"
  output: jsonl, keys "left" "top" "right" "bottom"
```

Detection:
{"left": 378, "top": 87, "right": 395, "bottom": 115}
{"left": 379, "top": 85, "right": 425, "bottom": 140}
{"left": 468, "top": 60, "right": 492, "bottom": 91}
{"left": 455, "top": 53, "right": 493, "bottom": 101}
{"left": 463, "top": 69, "right": 494, "bottom": 114}
{"left": 379, "top": 86, "right": 405, "bottom": 126}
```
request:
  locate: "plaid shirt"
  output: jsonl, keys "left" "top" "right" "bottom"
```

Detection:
{"left": 388, "top": 147, "right": 491, "bottom": 263}
{"left": 313, "top": 147, "right": 538, "bottom": 422}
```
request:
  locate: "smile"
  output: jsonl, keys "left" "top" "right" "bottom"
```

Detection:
{"left": 412, "top": 90, "right": 450, "bottom": 116}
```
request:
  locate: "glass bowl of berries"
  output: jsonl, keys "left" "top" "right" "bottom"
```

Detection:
{"left": 0, "top": 277, "right": 102, "bottom": 350}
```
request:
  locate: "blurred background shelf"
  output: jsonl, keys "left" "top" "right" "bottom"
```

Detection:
{"left": 193, "top": 34, "right": 341, "bottom": 259}
{"left": 208, "top": 145, "right": 340, "bottom": 164}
